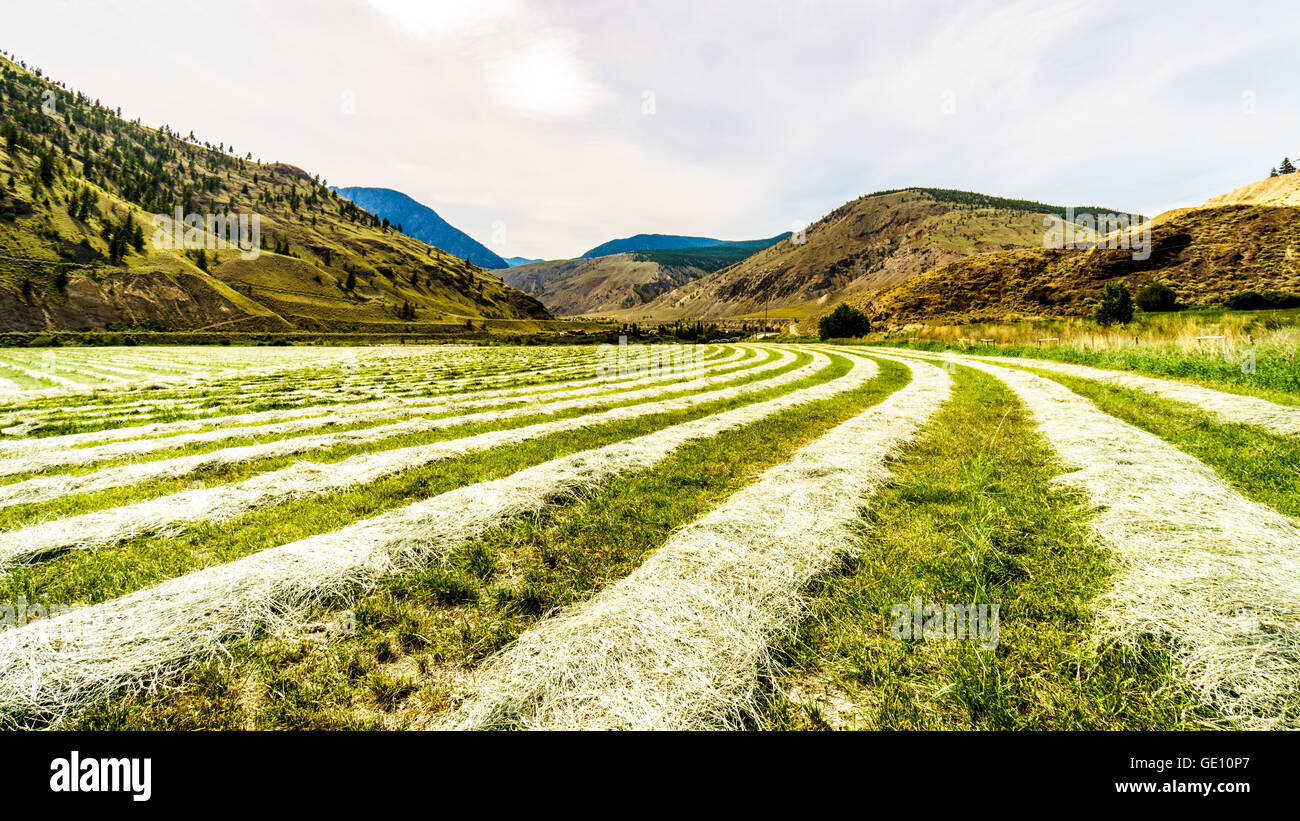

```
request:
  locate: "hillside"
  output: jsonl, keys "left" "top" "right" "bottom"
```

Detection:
{"left": 581, "top": 233, "right": 733, "bottom": 258}
{"left": 331, "top": 186, "right": 509, "bottom": 269}
{"left": 503, "top": 236, "right": 787, "bottom": 315}
{"left": 1202, "top": 170, "right": 1300, "bottom": 207}
{"left": 625, "top": 188, "right": 1115, "bottom": 321}
{"left": 865, "top": 176, "right": 1300, "bottom": 325}
{"left": 0, "top": 53, "right": 548, "bottom": 333}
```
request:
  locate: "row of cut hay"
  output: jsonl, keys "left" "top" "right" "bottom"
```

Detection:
{"left": 441, "top": 352, "right": 950, "bottom": 730}
{"left": 0, "top": 344, "right": 721, "bottom": 433}
{"left": 0, "top": 346, "right": 749, "bottom": 455}
{"left": 0, "top": 348, "right": 791, "bottom": 508}
{"left": 0, "top": 347, "right": 876, "bottom": 728}
{"left": 971, "top": 354, "right": 1300, "bottom": 436}
{"left": 0, "top": 349, "right": 833, "bottom": 569}
{"left": 0, "top": 345, "right": 754, "bottom": 459}
{"left": 0, "top": 347, "right": 758, "bottom": 473}
{"left": 0, "top": 347, "right": 360, "bottom": 396}
{"left": 0, "top": 345, "right": 415, "bottom": 403}
{"left": 929, "top": 352, "right": 1300, "bottom": 729}
{"left": 0, "top": 356, "right": 90, "bottom": 390}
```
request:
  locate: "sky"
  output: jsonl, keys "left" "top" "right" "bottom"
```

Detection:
{"left": 3, "top": 0, "right": 1299, "bottom": 260}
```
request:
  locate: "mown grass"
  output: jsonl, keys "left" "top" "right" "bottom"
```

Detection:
{"left": 0, "top": 350, "right": 828, "bottom": 610}
{"left": 0, "top": 344, "right": 640, "bottom": 435}
{"left": 71, "top": 356, "right": 910, "bottom": 730}
{"left": 0, "top": 350, "right": 797, "bottom": 529}
{"left": 0, "top": 347, "right": 731, "bottom": 438}
{"left": 1020, "top": 367, "right": 1300, "bottom": 519}
{"left": 870, "top": 339, "right": 1300, "bottom": 403}
{"left": 765, "top": 365, "right": 1210, "bottom": 730}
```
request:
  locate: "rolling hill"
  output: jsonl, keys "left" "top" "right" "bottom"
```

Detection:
{"left": 863, "top": 175, "right": 1300, "bottom": 326}
{"left": 503, "top": 235, "right": 788, "bottom": 316}
{"left": 581, "top": 233, "right": 744, "bottom": 259}
{"left": 330, "top": 186, "right": 509, "bottom": 270}
{"left": 0, "top": 54, "right": 548, "bottom": 334}
{"left": 623, "top": 188, "right": 1119, "bottom": 322}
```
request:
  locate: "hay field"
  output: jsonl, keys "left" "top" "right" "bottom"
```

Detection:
{"left": 0, "top": 341, "right": 1296, "bottom": 730}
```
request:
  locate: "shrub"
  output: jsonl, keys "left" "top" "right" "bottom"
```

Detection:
{"left": 1094, "top": 281, "right": 1134, "bottom": 326}
{"left": 818, "top": 304, "right": 872, "bottom": 340}
{"left": 1224, "top": 290, "right": 1300, "bottom": 311}
{"left": 1136, "top": 281, "right": 1178, "bottom": 312}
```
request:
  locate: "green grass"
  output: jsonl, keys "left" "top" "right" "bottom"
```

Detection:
{"left": 71, "top": 355, "right": 911, "bottom": 729}
{"left": 764, "top": 365, "right": 1209, "bottom": 730}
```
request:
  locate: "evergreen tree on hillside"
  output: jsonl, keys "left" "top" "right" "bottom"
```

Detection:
{"left": 1281, "top": 157, "right": 1297, "bottom": 174}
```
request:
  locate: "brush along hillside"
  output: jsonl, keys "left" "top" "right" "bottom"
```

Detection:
{"left": 623, "top": 188, "right": 1119, "bottom": 322}
{"left": 0, "top": 54, "right": 549, "bottom": 334}
{"left": 501, "top": 237, "right": 786, "bottom": 316}
{"left": 2, "top": 342, "right": 1300, "bottom": 730}
{"left": 862, "top": 175, "right": 1300, "bottom": 326}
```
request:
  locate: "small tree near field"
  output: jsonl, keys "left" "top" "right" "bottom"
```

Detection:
{"left": 1094, "top": 280, "right": 1135, "bottom": 325}
{"left": 1135, "top": 280, "right": 1178, "bottom": 312}
{"left": 818, "top": 303, "right": 872, "bottom": 340}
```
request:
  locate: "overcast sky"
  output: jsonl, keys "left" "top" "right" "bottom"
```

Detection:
{"left": 4, "top": 0, "right": 1299, "bottom": 259}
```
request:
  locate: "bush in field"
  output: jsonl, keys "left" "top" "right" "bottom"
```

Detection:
{"left": 1224, "top": 290, "right": 1300, "bottom": 311}
{"left": 1094, "top": 281, "right": 1134, "bottom": 326}
{"left": 1136, "top": 281, "right": 1178, "bottom": 312}
{"left": 818, "top": 304, "right": 872, "bottom": 340}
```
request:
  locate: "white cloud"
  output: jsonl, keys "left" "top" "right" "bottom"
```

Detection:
{"left": 2, "top": 0, "right": 1298, "bottom": 258}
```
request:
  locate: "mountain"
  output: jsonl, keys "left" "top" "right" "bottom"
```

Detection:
{"left": 503, "top": 235, "right": 788, "bottom": 316}
{"left": 864, "top": 175, "right": 1300, "bottom": 325}
{"left": 330, "top": 186, "right": 508, "bottom": 270}
{"left": 625, "top": 188, "right": 1118, "bottom": 321}
{"left": 580, "top": 233, "right": 736, "bottom": 259}
{"left": 502, "top": 256, "right": 543, "bottom": 267}
{"left": 0, "top": 54, "right": 547, "bottom": 334}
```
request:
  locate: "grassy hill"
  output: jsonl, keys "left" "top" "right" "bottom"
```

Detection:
{"left": 622, "top": 188, "right": 1115, "bottom": 322}
{"left": 0, "top": 52, "right": 549, "bottom": 333}
{"left": 503, "top": 236, "right": 786, "bottom": 316}
{"left": 865, "top": 176, "right": 1300, "bottom": 326}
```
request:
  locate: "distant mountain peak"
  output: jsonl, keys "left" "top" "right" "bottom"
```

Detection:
{"left": 331, "top": 186, "right": 508, "bottom": 269}
{"left": 580, "top": 233, "right": 731, "bottom": 259}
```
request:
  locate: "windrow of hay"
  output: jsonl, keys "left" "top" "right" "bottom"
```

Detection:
{"left": 440, "top": 353, "right": 950, "bottom": 730}
{"left": 0, "top": 347, "right": 767, "bottom": 475}
{"left": 0, "top": 348, "right": 787, "bottom": 508}
{"left": 0, "top": 346, "right": 365, "bottom": 397}
{"left": 0, "top": 346, "right": 743, "bottom": 446}
{"left": 0, "top": 350, "right": 837, "bottom": 569}
{"left": 0, "top": 348, "right": 880, "bottom": 728}
{"left": 971, "top": 354, "right": 1300, "bottom": 436}
{"left": 917, "top": 352, "right": 1300, "bottom": 729}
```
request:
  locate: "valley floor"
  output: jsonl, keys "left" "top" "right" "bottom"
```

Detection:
{"left": 0, "top": 339, "right": 1295, "bottom": 729}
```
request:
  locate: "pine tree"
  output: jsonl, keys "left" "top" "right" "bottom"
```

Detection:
{"left": 1281, "top": 157, "right": 1297, "bottom": 174}
{"left": 38, "top": 150, "right": 55, "bottom": 186}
